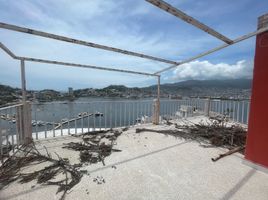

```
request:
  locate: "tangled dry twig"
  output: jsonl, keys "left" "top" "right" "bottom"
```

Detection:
{"left": 137, "top": 115, "right": 247, "bottom": 161}
{"left": 62, "top": 128, "right": 125, "bottom": 165}
{"left": 0, "top": 141, "right": 82, "bottom": 200}
{"left": 0, "top": 128, "right": 127, "bottom": 200}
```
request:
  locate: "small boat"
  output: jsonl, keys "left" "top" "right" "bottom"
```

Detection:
{"left": 61, "top": 118, "right": 69, "bottom": 122}
{"left": 136, "top": 115, "right": 149, "bottom": 124}
{"left": 36, "top": 121, "right": 45, "bottom": 126}
{"left": 8, "top": 119, "right": 16, "bottom": 123}
{"left": 78, "top": 112, "right": 88, "bottom": 117}
{"left": 32, "top": 120, "right": 44, "bottom": 126}
{"left": 32, "top": 120, "right": 37, "bottom": 126}
{"left": 136, "top": 118, "right": 142, "bottom": 123}
{"left": 94, "top": 112, "right": 104, "bottom": 117}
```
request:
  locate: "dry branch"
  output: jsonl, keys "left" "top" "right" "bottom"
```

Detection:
{"left": 137, "top": 115, "right": 247, "bottom": 161}
{"left": 211, "top": 146, "right": 245, "bottom": 162}
{"left": 0, "top": 142, "right": 82, "bottom": 200}
{"left": 62, "top": 128, "right": 125, "bottom": 166}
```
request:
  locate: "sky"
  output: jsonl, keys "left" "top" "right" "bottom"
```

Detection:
{"left": 0, "top": 0, "right": 267, "bottom": 91}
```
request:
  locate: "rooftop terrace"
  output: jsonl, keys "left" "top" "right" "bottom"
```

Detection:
{"left": 1, "top": 1, "right": 268, "bottom": 199}
{"left": 1, "top": 116, "right": 267, "bottom": 200}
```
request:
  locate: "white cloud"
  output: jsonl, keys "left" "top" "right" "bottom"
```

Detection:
{"left": 172, "top": 60, "right": 253, "bottom": 81}
{"left": 0, "top": 0, "right": 261, "bottom": 89}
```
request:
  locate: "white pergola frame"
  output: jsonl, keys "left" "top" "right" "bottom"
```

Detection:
{"left": 0, "top": 0, "right": 267, "bottom": 115}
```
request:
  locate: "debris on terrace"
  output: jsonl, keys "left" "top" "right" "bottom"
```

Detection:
{"left": 136, "top": 113, "right": 247, "bottom": 162}
{"left": 0, "top": 142, "right": 82, "bottom": 200}
{"left": 62, "top": 128, "right": 126, "bottom": 165}
{"left": 0, "top": 128, "right": 127, "bottom": 200}
{"left": 0, "top": 114, "right": 247, "bottom": 199}
{"left": 1, "top": 115, "right": 267, "bottom": 200}
{"left": 93, "top": 176, "right": 105, "bottom": 185}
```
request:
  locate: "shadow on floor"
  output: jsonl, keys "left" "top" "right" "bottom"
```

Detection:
{"left": 87, "top": 141, "right": 189, "bottom": 174}
{"left": 220, "top": 168, "right": 256, "bottom": 200}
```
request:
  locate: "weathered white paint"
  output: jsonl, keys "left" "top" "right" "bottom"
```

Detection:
{"left": 155, "top": 26, "right": 268, "bottom": 74}
{"left": 147, "top": 0, "right": 233, "bottom": 44}
{"left": 19, "top": 56, "right": 159, "bottom": 77}
{"left": 0, "top": 22, "right": 179, "bottom": 65}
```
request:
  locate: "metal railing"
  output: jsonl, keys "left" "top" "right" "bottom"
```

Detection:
{"left": 30, "top": 100, "right": 154, "bottom": 139}
{"left": 0, "top": 98, "right": 250, "bottom": 157}
{"left": 29, "top": 98, "right": 214, "bottom": 140}
{"left": 210, "top": 99, "right": 250, "bottom": 124}
{"left": 160, "top": 98, "right": 250, "bottom": 124}
{"left": 160, "top": 98, "right": 206, "bottom": 119}
{"left": 0, "top": 104, "right": 23, "bottom": 159}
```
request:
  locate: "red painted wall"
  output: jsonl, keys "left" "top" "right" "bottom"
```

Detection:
{"left": 245, "top": 26, "right": 268, "bottom": 168}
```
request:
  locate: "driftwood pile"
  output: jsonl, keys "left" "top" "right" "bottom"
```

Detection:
{"left": 0, "top": 128, "right": 126, "bottom": 199}
{"left": 63, "top": 128, "right": 126, "bottom": 166}
{"left": 0, "top": 142, "right": 82, "bottom": 200}
{"left": 136, "top": 115, "right": 247, "bottom": 162}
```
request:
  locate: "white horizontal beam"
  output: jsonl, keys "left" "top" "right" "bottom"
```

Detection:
{"left": 146, "top": 0, "right": 233, "bottom": 44}
{"left": 0, "top": 42, "right": 18, "bottom": 59}
{"left": 0, "top": 42, "right": 158, "bottom": 77}
{"left": 17, "top": 56, "right": 159, "bottom": 77}
{"left": 0, "top": 22, "right": 179, "bottom": 65}
{"left": 155, "top": 26, "right": 268, "bottom": 74}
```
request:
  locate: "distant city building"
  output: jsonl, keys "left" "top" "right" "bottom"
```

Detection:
{"left": 68, "top": 87, "right": 74, "bottom": 96}
{"left": 33, "top": 92, "right": 38, "bottom": 100}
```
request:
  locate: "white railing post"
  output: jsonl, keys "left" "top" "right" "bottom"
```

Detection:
{"left": 16, "top": 102, "right": 32, "bottom": 144}
{"left": 152, "top": 99, "right": 159, "bottom": 124}
{"left": 0, "top": 123, "right": 2, "bottom": 160}
{"left": 204, "top": 98, "right": 211, "bottom": 117}
{"left": 17, "top": 59, "right": 32, "bottom": 144}
{"left": 153, "top": 76, "right": 160, "bottom": 124}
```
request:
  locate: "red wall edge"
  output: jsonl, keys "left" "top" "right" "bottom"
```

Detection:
{"left": 245, "top": 30, "right": 268, "bottom": 168}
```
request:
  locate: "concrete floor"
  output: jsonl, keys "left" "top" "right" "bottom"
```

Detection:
{"left": 1, "top": 116, "right": 268, "bottom": 200}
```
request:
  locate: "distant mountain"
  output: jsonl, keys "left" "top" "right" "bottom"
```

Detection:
{"left": 103, "top": 85, "right": 128, "bottom": 91}
{"left": 145, "top": 78, "right": 251, "bottom": 89}
{"left": 0, "top": 84, "right": 20, "bottom": 105}
{"left": 142, "top": 78, "right": 252, "bottom": 98}
{"left": 163, "top": 79, "right": 252, "bottom": 89}
{"left": 0, "top": 84, "right": 19, "bottom": 94}
{"left": 0, "top": 78, "right": 252, "bottom": 106}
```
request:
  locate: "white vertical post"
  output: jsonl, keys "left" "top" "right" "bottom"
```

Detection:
{"left": 205, "top": 98, "right": 211, "bottom": 116}
{"left": 242, "top": 101, "right": 245, "bottom": 124}
{"left": 105, "top": 103, "right": 107, "bottom": 130}
{"left": 153, "top": 76, "right": 160, "bottom": 125}
{"left": 21, "top": 59, "right": 27, "bottom": 104}
{"left": 110, "top": 103, "right": 112, "bottom": 129}
{"left": 19, "top": 59, "right": 32, "bottom": 144}
{"left": 120, "top": 102, "right": 122, "bottom": 127}
{"left": 20, "top": 59, "right": 26, "bottom": 142}
{"left": 0, "top": 121, "right": 2, "bottom": 159}
{"left": 246, "top": 101, "right": 250, "bottom": 124}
